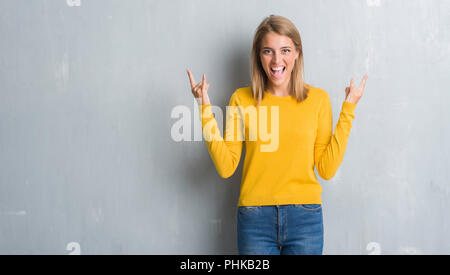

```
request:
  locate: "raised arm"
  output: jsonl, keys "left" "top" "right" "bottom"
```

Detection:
{"left": 186, "top": 69, "right": 244, "bottom": 178}
{"left": 199, "top": 93, "right": 244, "bottom": 178}
{"left": 314, "top": 95, "right": 356, "bottom": 180}
{"left": 314, "top": 75, "right": 367, "bottom": 180}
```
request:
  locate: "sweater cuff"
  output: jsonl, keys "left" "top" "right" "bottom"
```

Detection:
{"left": 341, "top": 101, "right": 357, "bottom": 114}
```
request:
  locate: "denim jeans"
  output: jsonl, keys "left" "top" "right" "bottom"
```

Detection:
{"left": 237, "top": 204, "right": 323, "bottom": 255}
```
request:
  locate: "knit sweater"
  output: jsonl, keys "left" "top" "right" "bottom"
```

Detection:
{"left": 198, "top": 85, "right": 356, "bottom": 207}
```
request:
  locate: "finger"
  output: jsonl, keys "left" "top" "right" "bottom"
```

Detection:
{"left": 359, "top": 74, "right": 368, "bottom": 89}
{"left": 350, "top": 78, "right": 355, "bottom": 89}
{"left": 192, "top": 83, "right": 202, "bottom": 96}
{"left": 194, "top": 81, "right": 202, "bottom": 90}
{"left": 201, "top": 74, "right": 206, "bottom": 92}
{"left": 187, "top": 69, "right": 196, "bottom": 88}
{"left": 187, "top": 69, "right": 197, "bottom": 88}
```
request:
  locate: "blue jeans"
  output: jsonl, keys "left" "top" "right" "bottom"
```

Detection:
{"left": 237, "top": 204, "right": 323, "bottom": 255}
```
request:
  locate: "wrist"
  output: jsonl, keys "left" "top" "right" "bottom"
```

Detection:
{"left": 196, "top": 98, "right": 210, "bottom": 105}
{"left": 345, "top": 97, "right": 358, "bottom": 105}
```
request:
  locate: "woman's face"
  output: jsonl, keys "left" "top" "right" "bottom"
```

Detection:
{"left": 259, "top": 32, "right": 299, "bottom": 89}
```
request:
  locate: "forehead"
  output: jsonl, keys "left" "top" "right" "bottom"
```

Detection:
{"left": 261, "top": 32, "right": 294, "bottom": 47}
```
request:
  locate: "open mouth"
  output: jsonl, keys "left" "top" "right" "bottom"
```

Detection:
{"left": 270, "top": 66, "right": 285, "bottom": 79}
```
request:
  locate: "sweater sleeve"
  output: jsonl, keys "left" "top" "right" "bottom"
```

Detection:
{"left": 314, "top": 93, "right": 356, "bottom": 180}
{"left": 198, "top": 92, "right": 244, "bottom": 178}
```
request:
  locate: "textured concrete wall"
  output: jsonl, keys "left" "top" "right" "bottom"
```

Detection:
{"left": 0, "top": 0, "right": 449, "bottom": 254}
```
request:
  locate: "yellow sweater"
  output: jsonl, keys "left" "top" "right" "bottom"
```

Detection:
{"left": 199, "top": 85, "right": 356, "bottom": 207}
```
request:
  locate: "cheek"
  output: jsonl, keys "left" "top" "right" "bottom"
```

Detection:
{"left": 261, "top": 56, "right": 270, "bottom": 65}
{"left": 261, "top": 59, "right": 270, "bottom": 71}
{"left": 289, "top": 56, "right": 297, "bottom": 64}
{"left": 288, "top": 57, "right": 297, "bottom": 69}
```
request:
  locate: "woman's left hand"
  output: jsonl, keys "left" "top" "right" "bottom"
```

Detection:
{"left": 345, "top": 74, "right": 368, "bottom": 105}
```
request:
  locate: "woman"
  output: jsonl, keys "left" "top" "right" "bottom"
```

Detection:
{"left": 186, "top": 15, "right": 367, "bottom": 255}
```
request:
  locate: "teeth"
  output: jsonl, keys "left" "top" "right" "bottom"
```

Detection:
{"left": 271, "top": 67, "right": 285, "bottom": 71}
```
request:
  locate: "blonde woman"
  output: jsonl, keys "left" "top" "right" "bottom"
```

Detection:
{"left": 187, "top": 15, "right": 367, "bottom": 255}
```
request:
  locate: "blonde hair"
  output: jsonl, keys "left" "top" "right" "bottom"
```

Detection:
{"left": 250, "top": 14, "right": 309, "bottom": 106}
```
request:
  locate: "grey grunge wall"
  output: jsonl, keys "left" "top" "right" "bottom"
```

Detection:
{"left": 0, "top": 0, "right": 449, "bottom": 254}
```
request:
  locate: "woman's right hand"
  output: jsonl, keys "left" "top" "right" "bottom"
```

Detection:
{"left": 187, "top": 69, "right": 211, "bottom": 105}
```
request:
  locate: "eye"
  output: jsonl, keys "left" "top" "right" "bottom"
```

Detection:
{"left": 262, "top": 49, "right": 271, "bottom": 54}
{"left": 282, "top": 49, "right": 291, "bottom": 53}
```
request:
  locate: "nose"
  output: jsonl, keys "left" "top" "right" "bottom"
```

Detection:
{"left": 273, "top": 52, "right": 281, "bottom": 63}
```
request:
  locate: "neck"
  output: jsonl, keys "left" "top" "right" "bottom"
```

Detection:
{"left": 267, "top": 81, "right": 290, "bottom": 96}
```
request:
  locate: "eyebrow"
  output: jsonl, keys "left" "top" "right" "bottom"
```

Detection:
{"left": 261, "top": 46, "right": 292, "bottom": 49}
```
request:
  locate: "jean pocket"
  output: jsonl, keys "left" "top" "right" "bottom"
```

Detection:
{"left": 294, "top": 204, "right": 322, "bottom": 212}
{"left": 238, "top": 206, "right": 260, "bottom": 214}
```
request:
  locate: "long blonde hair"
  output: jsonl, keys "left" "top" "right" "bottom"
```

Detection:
{"left": 250, "top": 15, "right": 309, "bottom": 106}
